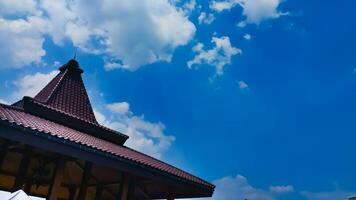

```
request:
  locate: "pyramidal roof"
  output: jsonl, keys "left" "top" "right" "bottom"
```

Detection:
{"left": 34, "top": 59, "right": 97, "bottom": 124}
{"left": 0, "top": 59, "right": 215, "bottom": 194}
{"left": 12, "top": 59, "right": 128, "bottom": 145}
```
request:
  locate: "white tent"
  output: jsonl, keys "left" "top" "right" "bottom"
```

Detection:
{"left": 8, "top": 190, "right": 32, "bottom": 200}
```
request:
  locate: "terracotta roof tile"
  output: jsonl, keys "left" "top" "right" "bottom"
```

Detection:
{"left": 34, "top": 60, "right": 97, "bottom": 124}
{"left": 0, "top": 103, "right": 214, "bottom": 189}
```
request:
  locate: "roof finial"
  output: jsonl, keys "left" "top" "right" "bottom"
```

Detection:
{"left": 73, "top": 48, "right": 77, "bottom": 60}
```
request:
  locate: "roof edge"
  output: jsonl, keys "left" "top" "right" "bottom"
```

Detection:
{"left": 0, "top": 112, "right": 215, "bottom": 192}
{"left": 22, "top": 96, "right": 129, "bottom": 145}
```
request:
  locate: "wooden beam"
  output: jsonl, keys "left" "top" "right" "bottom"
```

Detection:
{"left": 12, "top": 146, "right": 32, "bottom": 192}
{"left": 48, "top": 158, "right": 65, "bottom": 200}
{"left": 77, "top": 162, "right": 93, "bottom": 200}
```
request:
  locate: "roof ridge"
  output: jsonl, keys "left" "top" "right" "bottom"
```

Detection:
{"left": 43, "top": 69, "right": 67, "bottom": 103}
{"left": 0, "top": 102, "right": 24, "bottom": 112}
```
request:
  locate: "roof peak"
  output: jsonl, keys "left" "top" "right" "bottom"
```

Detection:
{"left": 33, "top": 58, "right": 96, "bottom": 123}
{"left": 59, "top": 59, "right": 83, "bottom": 73}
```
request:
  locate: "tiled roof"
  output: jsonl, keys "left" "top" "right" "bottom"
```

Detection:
{"left": 34, "top": 59, "right": 97, "bottom": 124}
{"left": 0, "top": 103, "right": 214, "bottom": 189}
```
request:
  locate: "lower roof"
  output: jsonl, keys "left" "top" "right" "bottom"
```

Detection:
{"left": 0, "top": 103, "right": 214, "bottom": 192}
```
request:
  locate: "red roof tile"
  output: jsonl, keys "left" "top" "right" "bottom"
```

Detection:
{"left": 34, "top": 59, "right": 97, "bottom": 124}
{"left": 0, "top": 103, "right": 214, "bottom": 189}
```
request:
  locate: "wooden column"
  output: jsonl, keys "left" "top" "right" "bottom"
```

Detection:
{"left": 68, "top": 186, "right": 76, "bottom": 200}
{"left": 119, "top": 174, "right": 135, "bottom": 200}
{"left": 0, "top": 141, "right": 9, "bottom": 167}
{"left": 119, "top": 174, "right": 130, "bottom": 200}
{"left": 12, "top": 147, "right": 32, "bottom": 192}
{"left": 48, "top": 159, "right": 65, "bottom": 200}
{"left": 0, "top": 141, "right": 9, "bottom": 183}
{"left": 167, "top": 187, "right": 174, "bottom": 200}
{"left": 78, "top": 162, "right": 93, "bottom": 200}
{"left": 95, "top": 185, "right": 103, "bottom": 200}
{"left": 127, "top": 179, "right": 135, "bottom": 200}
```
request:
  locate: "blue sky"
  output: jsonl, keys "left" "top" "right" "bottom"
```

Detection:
{"left": 0, "top": 0, "right": 356, "bottom": 199}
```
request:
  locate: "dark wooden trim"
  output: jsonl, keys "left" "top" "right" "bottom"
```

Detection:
{"left": 78, "top": 162, "right": 92, "bottom": 200}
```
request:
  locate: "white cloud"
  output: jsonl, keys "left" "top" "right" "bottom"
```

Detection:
{"left": 210, "top": 0, "right": 288, "bottom": 25}
{"left": 12, "top": 71, "right": 57, "bottom": 100}
{"left": 244, "top": 33, "right": 252, "bottom": 40}
{"left": 103, "top": 61, "right": 131, "bottom": 71}
{"left": 238, "top": 80, "right": 249, "bottom": 90}
{"left": 0, "top": 99, "right": 9, "bottom": 105}
{"left": 301, "top": 190, "right": 355, "bottom": 200}
{"left": 191, "top": 174, "right": 356, "bottom": 200}
{"left": 0, "top": 0, "right": 196, "bottom": 70}
{"left": 269, "top": 185, "right": 294, "bottom": 194}
{"left": 93, "top": 110, "right": 107, "bottom": 125}
{"left": 60, "top": 0, "right": 195, "bottom": 70}
{"left": 95, "top": 102, "right": 175, "bottom": 159}
{"left": 187, "top": 36, "right": 241, "bottom": 75}
{"left": 210, "top": 0, "right": 239, "bottom": 12}
{"left": 0, "top": 0, "right": 39, "bottom": 16}
{"left": 198, "top": 12, "right": 215, "bottom": 24}
{"left": 106, "top": 102, "right": 130, "bottom": 114}
{"left": 182, "top": 0, "right": 197, "bottom": 15}
{"left": 0, "top": 18, "right": 46, "bottom": 68}
{"left": 210, "top": 175, "right": 276, "bottom": 200}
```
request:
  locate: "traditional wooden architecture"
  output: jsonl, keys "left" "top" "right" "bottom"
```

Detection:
{"left": 0, "top": 59, "right": 214, "bottom": 200}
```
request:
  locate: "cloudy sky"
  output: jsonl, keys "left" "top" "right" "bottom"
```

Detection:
{"left": 0, "top": 0, "right": 356, "bottom": 199}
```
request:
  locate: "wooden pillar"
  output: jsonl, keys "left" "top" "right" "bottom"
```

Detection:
{"left": 23, "top": 179, "right": 32, "bottom": 194}
{"left": 78, "top": 162, "right": 93, "bottom": 200}
{"left": 0, "top": 141, "right": 9, "bottom": 183}
{"left": 68, "top": 186, "right": 76, "bottom": 200}
{"left": 95, "top": 185, "right": 103, "bottom": 200}
{"left": 12, "top": 147, "right": 32, "bottom": 192}
{"left": 127, "top": 179, "right": 136, "bottom": 200}
{"left": 48, "top": 159, "right": 65, "bottom": 200}
{"left": 119, "top": 174, "right": 130, "bottom": 200}
{"left": 0, "top": 141, "right": 9, "bottom": 167}
{"left": 119, "top": 174, "right": 135, "bottom": 200}
{"left": 167, "top": 187, "right": 174, "bottom": 200}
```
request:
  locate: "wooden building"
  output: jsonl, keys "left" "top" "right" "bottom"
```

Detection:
{"left": 0, "top": 59, "right": 214, "bottom": 200}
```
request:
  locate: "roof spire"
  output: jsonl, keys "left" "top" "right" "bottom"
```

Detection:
{"left": 73, "top": 48, "right": 77, "bottom": 60}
